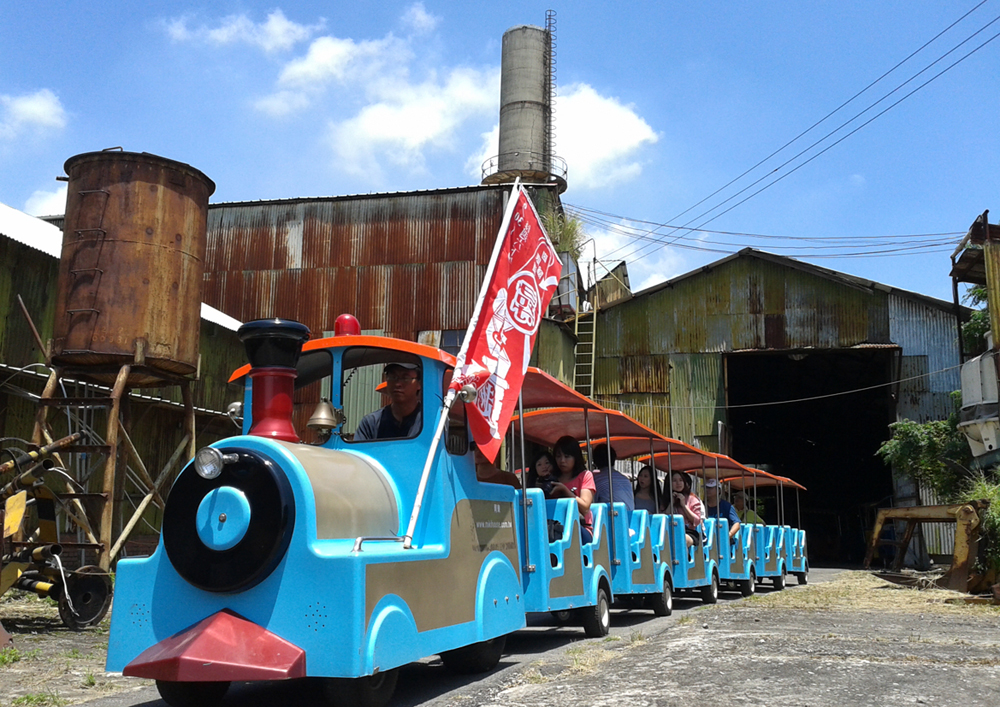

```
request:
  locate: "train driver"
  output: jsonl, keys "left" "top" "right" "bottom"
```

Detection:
{"left": 354, "top": 363, "right": 422, "bottom": 440}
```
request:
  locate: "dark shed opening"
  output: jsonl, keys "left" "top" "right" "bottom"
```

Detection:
{"left": 725, "top": 348, "right": 897, "bottom": 565}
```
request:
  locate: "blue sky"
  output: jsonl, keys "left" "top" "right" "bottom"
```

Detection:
{"left": 2, "top": 1, "right": 997, "bottom": 303}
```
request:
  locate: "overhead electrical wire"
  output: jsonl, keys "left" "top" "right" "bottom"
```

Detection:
{"left": 617, "top": 15, "right": 1000, "bottom": 266}
{"left": 595, "top": 358, "right": 970, "bottom": 412}
{"left": 569, "top": 2, "right": 998, "bottom": 273}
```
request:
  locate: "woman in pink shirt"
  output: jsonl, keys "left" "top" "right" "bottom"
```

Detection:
{"left": 670, "top": 470, "right": 705, "bottom": 547}
{"left": 551, "top": 436, "right": 596, "bottom": 543}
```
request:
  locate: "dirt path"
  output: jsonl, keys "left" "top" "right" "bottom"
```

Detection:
{"left": 2, "top": 572, "right": 999, "bottom": 707}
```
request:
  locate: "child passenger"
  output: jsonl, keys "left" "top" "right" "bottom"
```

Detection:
{"left": 669, "top": 470, "right": 705, "bottom": 548}
{"left": 550, "top": 436, "right": 596, "bottom": 543}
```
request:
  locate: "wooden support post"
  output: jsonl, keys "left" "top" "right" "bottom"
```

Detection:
{"left": 109, "top": 434, "right": 190, "bottom": 563}
{"left": 117, "top": 422, "right": 165, "bottom": 510}
{"left": 99, "top": 365, "right": 130, "bottom": 571}
{"left": 182, "top": 382, "right": 196, "bottom": 460}
{"left": 31, "top": 370, "right": 60, "bottom": 446}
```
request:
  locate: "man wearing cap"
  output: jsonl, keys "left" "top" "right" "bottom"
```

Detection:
{"left": 354, "top": 363, "right": 422, "bottom": 441}
{"left": 704, "top": 478, "right": 741, "bottom": 541}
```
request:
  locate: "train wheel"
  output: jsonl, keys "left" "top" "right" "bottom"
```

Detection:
{"left": 441, "top": 635, "right": 507, "bottom": 674}
{"left": 156, "top": 680, "right": 230, "bottom": 707}
{"left": 58, "top": 566, "right": 112, "bottom": 631}
{"left": 701, "top": 570, "right": 719, "bottom": 605}
{"left": 651, "top": 579, "right": 673, "bottom": 617}
{"left": 325, "top": 669, "right": 399, "bottom": 707}
{"left": 773, "top": 570, "right": 786, "bottom": 590}
{"left": 551, "top": 610, "right": 574, "bottom": 624}
{"left": 795, "top": 571, "right": 808, "bottom": 585}
{"left": 581, "top": 587, "right": 611, "bottom": 637}
{"left": 740, "top": 568, "right": 756, "bottom": 598}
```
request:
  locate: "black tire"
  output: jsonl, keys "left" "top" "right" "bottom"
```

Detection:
{"left": 324, "top": 669, "right": 399, "bottom": 707}
{"left": 701, "top": 570, "right": 719, "bottom": 605}
{"left": 795, "top": 570, "right": 808, "bottom": 585}
{"left": 440, "top": 635, "right": 507, "bottom": 674}
{"left": 773, "top": 570, "right": 786, "bottom": 590}
{"left": 58, "top": 566, "right": 112, "bottom": 631}
{"left": 740, "top": 568, "right": 756, "bottom": 598}
{"left": 651, "top": 579, "right": 673, "bottom": 617}
{"left": 156, "top": 681, "right": 230, "bottom": 707}
{"left": 581, "top": 586, "right": 611, "bottom": 637}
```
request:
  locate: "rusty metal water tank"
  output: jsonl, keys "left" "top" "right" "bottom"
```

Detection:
{"left": 51, "top": 151, "right": 215, "bottom": 387}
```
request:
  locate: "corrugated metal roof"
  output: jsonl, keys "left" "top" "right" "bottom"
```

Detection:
{"left": 615, "top": 248, "right": 963, "bottom": 316}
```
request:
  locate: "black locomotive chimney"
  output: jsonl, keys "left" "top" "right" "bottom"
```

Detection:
{"left": 237, "top": 319, "right": 310, "bottom": 443}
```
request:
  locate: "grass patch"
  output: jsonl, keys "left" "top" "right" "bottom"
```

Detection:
{"left": 735, "top": 571, "right": 1000, "bottom": 615}
{"left": 1, "top": 647, "right": 40, "bottom": 667}
{"left": 12, "top": 691, "right": 66, "bottom": 707}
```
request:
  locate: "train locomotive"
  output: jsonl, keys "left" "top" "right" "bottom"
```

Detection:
{"left": 105, "top": 317, "right": 807, "bottom": 707}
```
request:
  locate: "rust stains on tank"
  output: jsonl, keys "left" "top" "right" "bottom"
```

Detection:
{"left": 52, "top": 151, "right": 214, "bottom": 386}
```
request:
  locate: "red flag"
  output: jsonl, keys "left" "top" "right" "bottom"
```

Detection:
{"left": 451, "top": 184, "right": 562, "bottom": 461}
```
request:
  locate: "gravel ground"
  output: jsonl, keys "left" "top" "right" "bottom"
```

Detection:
{"left": 1, "top": 572, "right": 999, "bottom": 707}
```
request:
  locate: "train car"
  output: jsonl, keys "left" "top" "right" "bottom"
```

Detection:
{"left": 104, "top": 318, "right": 809, "bottom": 707}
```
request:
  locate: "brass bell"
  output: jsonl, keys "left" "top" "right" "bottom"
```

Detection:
{"left": 307, "top": 399, "right": 343, "bottom": 431}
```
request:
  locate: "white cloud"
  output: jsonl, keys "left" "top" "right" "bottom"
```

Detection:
{"left": 165, "top": 10, "right": 320, "bottom": 53}
{"left": 253, "top": 90, "right": 312, "bottom": 118}
{"left": 328, "top": 67, "right": 499, "bottom": 178}
{"left": 466, "top": 124, "right": 500, "bottom": 180}
{"left": 24, "top": 185, "right": 67, "bottom": 217}
{"left": 401, "top": 3, "right": 440, "bottom": 35}
{"left": 0, "top": 89, "right": 67, "bottom": 140}
{"left": 850, "top": 173, "right": 866, "bottom": 188}
{"left": 556, "top": 83, "right": 658, "bottom": 191}
{"left": 277, "top": 35, "right": 406, "bottom": 89}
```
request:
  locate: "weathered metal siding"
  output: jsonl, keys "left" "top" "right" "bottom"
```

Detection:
{"left": 0, "top": 237, "right": 58, "bottom": 367}
{"left": 889, "top": 295, "right": 960, "bottom": 423}
{"left": 598, "top": 256, "right": 891, "bottom": 357}
{"left": 531, "top": 319, "right": 575, "bottom": 387}
{"left": 668, "top": 353, "right": 725, "bottom": 443}
{"left": 204, "top": 188, "right": 507, "bottom": 340}
{"left": 598, "top": 393, "right": 671, "bottom": 437}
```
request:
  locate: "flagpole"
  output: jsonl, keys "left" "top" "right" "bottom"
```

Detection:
{"left": 403, "top": 180, "right": 522, "bottom": 550}
{"left": 451, "top": 179, "right": 522, "bottom": 377}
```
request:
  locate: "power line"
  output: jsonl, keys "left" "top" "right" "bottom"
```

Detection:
{"left": 596, "top": 6, "right": 1000, "bottom": 267}
{"left": 596, "top": 358, "right": 968, "bottom": 412}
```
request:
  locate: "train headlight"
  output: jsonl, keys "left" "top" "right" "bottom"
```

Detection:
{"left": 194, "top": 447, "right": 238, "bottom": 479}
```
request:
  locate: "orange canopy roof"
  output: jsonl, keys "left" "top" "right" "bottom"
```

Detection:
{"left": 721, "top": 472, "right": 807, "bottom": 491}
{"left": 638, "top": 450, "right": 764, "bottom": 479}
{"left": 510, "top": 407, "right": 663, "bottom": 448}
{"left": 584, "top": 435, "right": 708, "bottom": 461}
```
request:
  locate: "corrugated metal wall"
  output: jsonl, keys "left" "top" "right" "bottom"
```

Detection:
{"left": 203, "top": 187, "right": 512, "bottom": 340}
{"left": 598, "top": 256, "right": 891, "bottom": 357}
{"left": 531, "top": 319, "right": 576, "bottom": 387}
{"left": 888, "top": 295, "right": 961, "bottom": 423}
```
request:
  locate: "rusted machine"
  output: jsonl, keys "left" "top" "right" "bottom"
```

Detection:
{"left": 31, "top": 150, "right": 215, "bottom": 571}
{"left": 1, "top": 433, "right": 112, "bottom": 633}
{"left": 864, "top": 501, "right": 990, "bottom": 592}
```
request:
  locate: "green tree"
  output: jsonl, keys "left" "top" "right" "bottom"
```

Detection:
{"left": 541, "top": 208, "right": 585, "bottom": 261}
{"left": 877, "top": 392, "right": 1000, "bottom": 572}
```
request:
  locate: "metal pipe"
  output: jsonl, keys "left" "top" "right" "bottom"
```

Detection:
{"left": 0, "top": 432, "right": 83, "bottom": 476}
{"left": 604, "top": 413, "right": 617, "bottom": 566}
{"left": 518, "top": 391, "right": 532, "bottom": 573}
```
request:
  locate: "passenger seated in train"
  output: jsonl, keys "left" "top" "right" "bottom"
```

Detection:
{"left": 704, "top": 478, "right": 741, "bottom": 540}
{"left": 633, "top": 465, "right": 662, "bottom": 514}
{"left": 472, "top": 443, "right": 521, "bottom": 489}
{"left": 527, "top": 451, "right": 560, "bottom": 498}
{"left": 354, "top": 363, "right": 422, "bottom": 441}
{"left": 669, "top": 470, "right": 705, "bottom": 548}
{"left": 551, "top": 436, "right": 596, "bottom": 543}
{"left": 591, "top": 444, "right": 634, "bottom": 512}
{"left": 733, "top": 491, "right": 764, "bottom": 524}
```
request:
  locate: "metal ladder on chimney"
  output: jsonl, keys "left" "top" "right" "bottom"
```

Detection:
{"left": 573, "top": 299, "right": 597, "bottom": 398}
